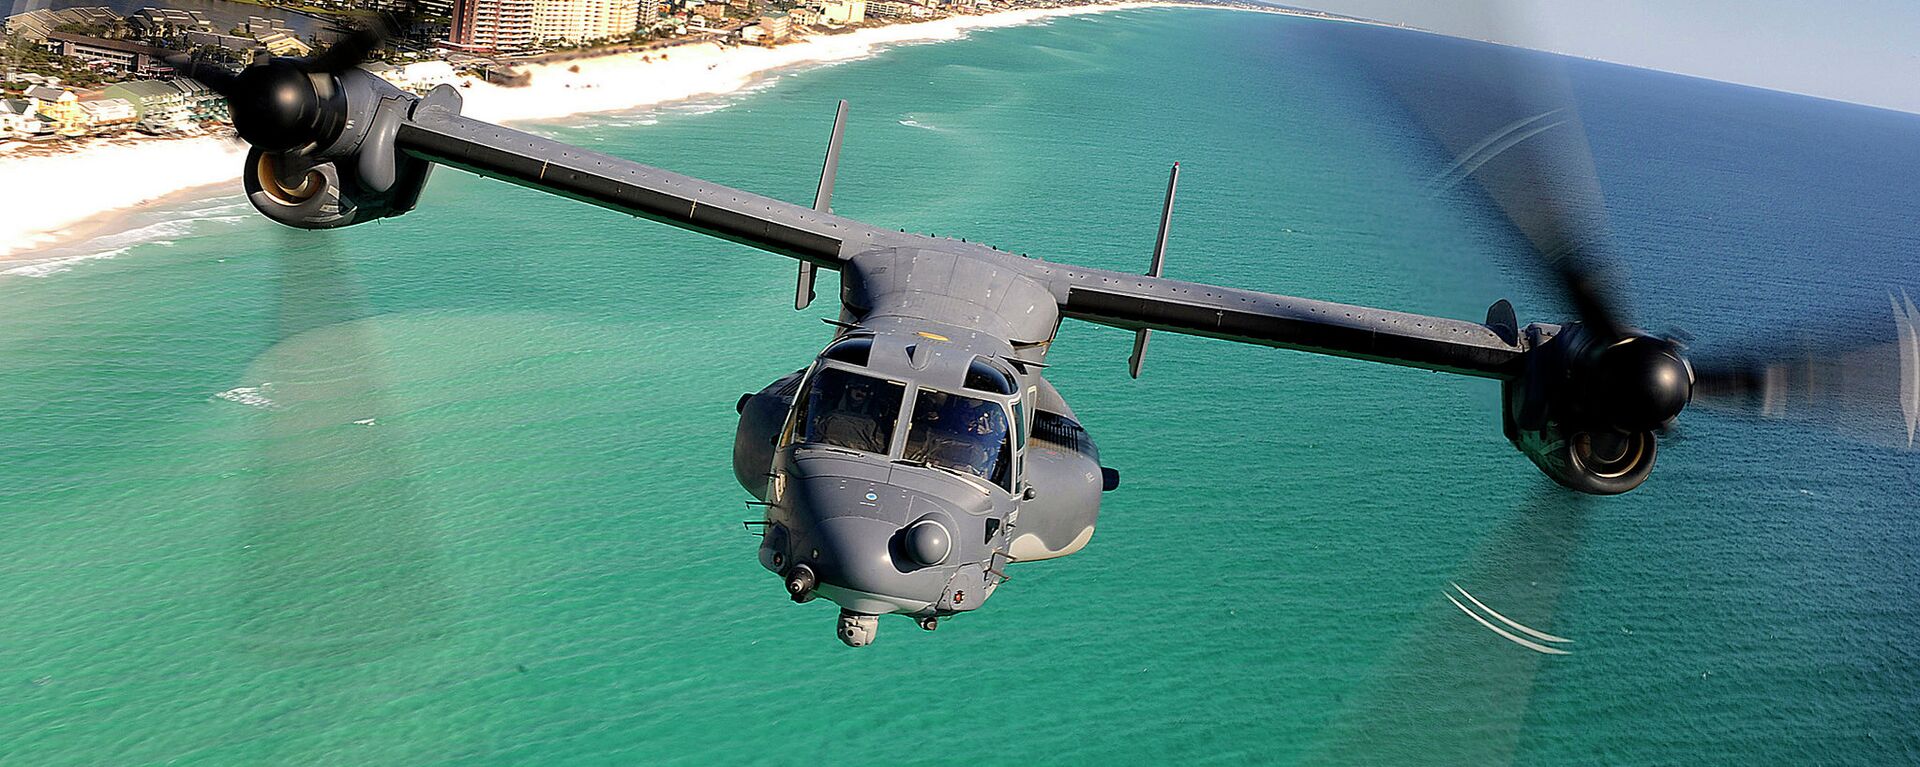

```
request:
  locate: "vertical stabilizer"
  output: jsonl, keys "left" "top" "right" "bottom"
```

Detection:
{"left": 1129, "top": 162, "right": 1179, "bottom": 378}
{"left": 798, "top": 99, "right": 849, "bottom": 310}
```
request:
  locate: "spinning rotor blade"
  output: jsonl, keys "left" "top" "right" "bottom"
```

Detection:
{"left": 309, "top": 20, "right": 389, "bottom": 75}
{"left": 237, "top": 229, "right": 450, "bottom": 660}
{"left": 1328, "top": 16, "right": 1916, "bottom": 448}
{"left": 168, "top": 11, "right": 404, "bottom": 153}
{"left": 1309, "top": 486, "right": 1588, "bottom": 764}
{"left": 1328, "top": 21, "right": 1627, "bottom": 341}
{"left": 1690, "top": 298, "right": 1920, "bottom": 449}
{"left": 169, "top": 56, "right": 241, "bottom": 98}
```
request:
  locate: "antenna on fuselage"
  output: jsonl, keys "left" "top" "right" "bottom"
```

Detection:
{"left": 797, "top": 99, "right": 849, "bottom": 311}
{"left": 1128, "top": 162, "right": 1179, "bottom": 379}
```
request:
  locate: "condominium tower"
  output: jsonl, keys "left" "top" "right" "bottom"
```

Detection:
{"left": 449, "top": 0, "right": 638, "bottom": 51}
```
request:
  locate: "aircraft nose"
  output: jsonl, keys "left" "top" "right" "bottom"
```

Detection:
{"left": 808, "top": 514, "right": 929, "bottom": 615}
{"left": 767, "top": 459, "right": 963, "bottom": 618}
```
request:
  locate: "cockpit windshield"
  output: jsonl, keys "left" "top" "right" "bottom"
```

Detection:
{"left": 800, "top": 367, "right": 905, "bottom": 455}
{"left": 904, "top": 389, "right": 1013, "bottom": 490}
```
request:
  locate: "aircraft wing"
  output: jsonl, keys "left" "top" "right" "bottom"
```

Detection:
{"left": 396, "top": 99, "right": 899, "bottom": 269}
{"left": 1055, "top": 265, "right": 1526, "bottom": 379}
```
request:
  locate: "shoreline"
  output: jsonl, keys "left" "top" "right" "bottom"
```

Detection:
{"left": 0, "top": 1, "right": 1329, "bottom": 268}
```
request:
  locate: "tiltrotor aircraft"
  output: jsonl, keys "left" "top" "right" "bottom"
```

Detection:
{"left": 174, "top": 22, "right": 1916, "bottom": 647}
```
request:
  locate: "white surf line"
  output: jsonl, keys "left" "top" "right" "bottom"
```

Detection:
{"left": 1445, "top": 583, "right": 1571, "bottom": 656}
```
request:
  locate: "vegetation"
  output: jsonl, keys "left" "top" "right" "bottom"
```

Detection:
{"left": 53, "top": 20, "right": 132, "bottom": 40}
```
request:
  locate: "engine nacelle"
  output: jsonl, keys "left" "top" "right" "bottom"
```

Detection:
{"left": 243, "top": 145, "right": 433, "bottom": 229}
{"left": 1505, "top": 416, "right": 1658, "bottom": 495}
{"left": 241, "top": 71, "right": 457, "bottom": 230}
{"left": 1502, "top": 321, "right": 1663, "bottom": 495}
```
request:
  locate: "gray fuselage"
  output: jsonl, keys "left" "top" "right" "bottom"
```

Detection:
{"left": 732, "top": 247, "right": 1109, "bottom": 643}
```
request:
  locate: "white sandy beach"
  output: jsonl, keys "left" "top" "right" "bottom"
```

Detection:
{"left": 0, "top": 1, "right": 1235, "bottom": 262}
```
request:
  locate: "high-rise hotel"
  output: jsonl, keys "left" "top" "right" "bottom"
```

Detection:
{"left": 448, "top": 0, "right": 638, "bottom": 51}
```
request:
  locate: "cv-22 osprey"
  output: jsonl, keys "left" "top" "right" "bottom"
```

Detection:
{"left": 173, "top": 25, "right": 1909, "bottom": 646}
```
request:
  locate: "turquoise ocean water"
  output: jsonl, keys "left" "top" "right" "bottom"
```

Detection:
{"left": 2, "top": 8, "right": 1917, "bottom": 764}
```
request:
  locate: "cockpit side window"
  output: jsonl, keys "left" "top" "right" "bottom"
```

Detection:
{"left": 821, "top": 336, "right": 873, "bottom": 366}
{"left": 798, "top": 367, "right": 905, "bottom": 455}
{"left": 904, "top": 388, "right": 1013, "bottom": 491}
{"left": 963, "top": 357, "right": 1016, "bottom": 395}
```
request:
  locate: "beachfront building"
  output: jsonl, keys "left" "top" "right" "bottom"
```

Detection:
{"left": 449, "top": 0, "right": 536, "bottom": 52}
{"left": 21, "top": 85, "right": 137, "bottom": 136}
{"left": 449, "top": 0, "right": 638, "bottom": 52}
{"left": 99, "top": 79, "right": 225, "bottom": 133}
{"left": 535, "top": 0, "right": 638, "bottom": 44}
{"left": 0, "top": 98, "right": 46, "bottom": 139}
{"left": 786, "top": 7, "right": 819, "bottom": 27}
{"left": 172, "top": 78, "right": 226, "bottom": 124}
{"left": 758, "top": 10, "right": 789, "bottom": 40}
{"left": 75, "top": 96, "right": 136, "bottom": 134}
{"left": 866, "top": 0, "right": 905, "bottom": 18}
{"left": 23, "top": 84, "right": 81, "bottom": 135}
{"left": 818, "top": 0, "right": 865, "bottom": 26}
{"left": 636, "top": 0, "right": 661, "bottom": 30}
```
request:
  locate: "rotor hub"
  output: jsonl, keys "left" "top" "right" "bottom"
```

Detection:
{"left": 1592, "top": 336, "right": 1693, "bottom": 433}
{"left": 230, "top": 59, "right": 345, "bottom": 153}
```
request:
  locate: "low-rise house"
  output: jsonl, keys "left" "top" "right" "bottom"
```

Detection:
{"left": 170, "top": 77, "right": 227, "bottom": 124}
{"left": 101, "top": 79, "right": 196, "bottom": 133}
{"left": 0, "top": 98, "right": 47, "bottom": 139}
{"left": 24, "top": 85, "right": 86, "bottom": 135}
{"left": 75, "top": 96, "right": 137, "bottom": 134}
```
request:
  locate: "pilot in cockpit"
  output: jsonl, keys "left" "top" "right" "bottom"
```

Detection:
{"left": 907, "top": 394, "right": 1005, "bottom": 480}
{"left": 813, "top": 379, "right": 887, "bottom": 454}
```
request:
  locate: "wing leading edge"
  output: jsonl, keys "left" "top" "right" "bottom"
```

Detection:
{"left": 387, "top": 90, "right": 1523, "bottom": 380}
{"left": 1054, "top": 266, "right": 1525, "bottom": 379}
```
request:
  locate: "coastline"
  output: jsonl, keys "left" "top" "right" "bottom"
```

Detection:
{"left": 0, "top": 1, "right": 1305, "bottom": 267}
